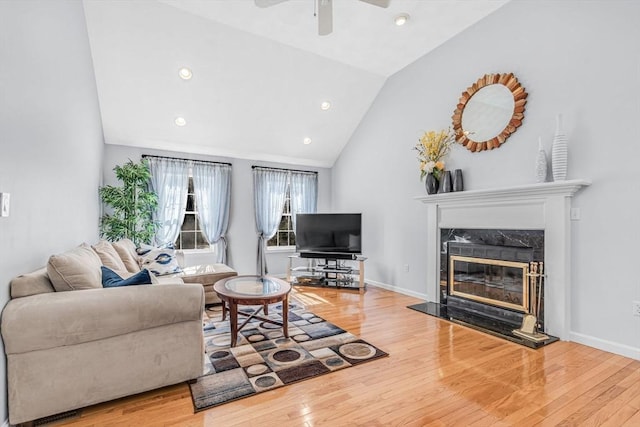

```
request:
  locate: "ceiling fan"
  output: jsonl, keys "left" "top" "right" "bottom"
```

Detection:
{"left": 255, "top": 0, "right": 391, "bottom": 36}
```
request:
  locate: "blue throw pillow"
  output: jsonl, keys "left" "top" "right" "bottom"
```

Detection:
{"left": 101, "top": 266, "right": 152, "bottom": 288}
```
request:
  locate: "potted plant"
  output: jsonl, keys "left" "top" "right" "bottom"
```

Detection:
{"left": 99, "top": 159, "right": 158, "bottom": 245}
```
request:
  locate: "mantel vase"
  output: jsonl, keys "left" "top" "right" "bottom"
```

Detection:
{"left": 425, "top": 173, "right": 438, "bottom": 195}
{"left": 551, "top": 114, "right": 568, "bottom": 181}
{"left": 453, "top": 169, "right": 464, "bottom": 191}
{"left": 535, "top": 137, "right": 548, "bottom": 183}
{"left": 438, "top": 171, "right": 453, "bottom": 193}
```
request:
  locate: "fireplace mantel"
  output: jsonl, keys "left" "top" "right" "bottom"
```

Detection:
{"left": 414, "top": 179, "right": 591, "bottom": 205}
{"left": 415, "top": 179, "right": 591, "bottom": 340}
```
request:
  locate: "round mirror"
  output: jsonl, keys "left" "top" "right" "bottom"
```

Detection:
{"left": 452, "top": 73, "right": 527, "bottom": 152}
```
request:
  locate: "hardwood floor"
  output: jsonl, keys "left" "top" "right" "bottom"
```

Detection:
{"left": 56, "top": 286, "right": 640, "bottom": 426}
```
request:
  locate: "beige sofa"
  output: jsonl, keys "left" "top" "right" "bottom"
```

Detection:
{"left": 0, "top": 239, "right": 236, "bottom": 426}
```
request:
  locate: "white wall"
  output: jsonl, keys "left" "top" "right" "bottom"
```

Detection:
{"left": 0, "top": 0, "right": 104, "bottom": 422}
{"left": 332, "top": 0, "right": 640, "bottom": 358}
{"left": 103, "top": 145, "right": 332, "bottom": 276}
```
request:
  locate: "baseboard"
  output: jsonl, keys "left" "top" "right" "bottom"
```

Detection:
{"left": 569, "top": 331, "right": 640, "bottom": 360}
{"left": 365, "top": 279, "right": 429, "bottom": 300}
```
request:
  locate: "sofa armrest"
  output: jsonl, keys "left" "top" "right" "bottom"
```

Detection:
{"left": 1, "top": 284, "right": 204, "bottom": 354}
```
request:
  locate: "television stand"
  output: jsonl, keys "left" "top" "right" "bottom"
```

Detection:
{"left": 287, "top": 254, "right": 366, "bottom": 293}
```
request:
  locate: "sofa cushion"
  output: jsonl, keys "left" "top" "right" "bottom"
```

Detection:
{"left": 92, "top": 240, "right": 127, "bottom": 272}
{"left": 139, "top": 248, "right": 182, "bottom": 276}
{"left": 111, "top": 239, "right": 140, "bottom": 273}
{"left": 46, "top": 244, "right": 103, "bottom": 292}
{"left": 101, "top": 266, "right": 152, "bottom": 288}
{"left": 10, "top": 268, "right": 55, "bottom": 298}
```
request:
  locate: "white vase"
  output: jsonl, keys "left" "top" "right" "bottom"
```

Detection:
{"left": 551, "top": 114, "right": 568, "bottom": 181}
{"left": 535, "top": 137, "right": 548, "bottom": 183}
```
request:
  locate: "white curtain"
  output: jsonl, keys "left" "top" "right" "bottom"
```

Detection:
{"left": 290, "top": 172, "right": 318, "bottom": 233}
{"left": 253, "top": 168, "right": 289, "bottom": 276}
{"left": 147, "top": 157, "right": 190, "bottom": 247}
{"left": 192, "top": 162, "right": 231, "bottom": 263}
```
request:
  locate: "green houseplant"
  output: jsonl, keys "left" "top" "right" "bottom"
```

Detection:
{"left": 99, "top": 159, "right": 158, "bottom": 245}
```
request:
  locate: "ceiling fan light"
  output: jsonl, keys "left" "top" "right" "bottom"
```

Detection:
{"left": 320, "top": 101, "right": 331, "bottom": 110}
{"left": 178, "top": 67, "right": 192, "bottom": 80}
{"left": 394, "top": 14, "right": 410, "bottom": 26}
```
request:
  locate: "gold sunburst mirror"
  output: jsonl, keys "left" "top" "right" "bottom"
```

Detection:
{"left": 452, "top": 73, "right": 527, "bottom": 152}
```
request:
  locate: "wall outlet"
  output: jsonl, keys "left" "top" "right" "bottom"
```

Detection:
{"left": 403, "top": 264, "right": 410, "bottom": 273}
{"left": 633, "top": 301, "right": 640, "bottom": 317}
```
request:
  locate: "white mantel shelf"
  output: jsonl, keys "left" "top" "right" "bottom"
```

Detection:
{"left": 415, "top": 179, "right": 591, "bottom": 205}
{"left": 417, "top": 178, "right": 591, "bottom": 341}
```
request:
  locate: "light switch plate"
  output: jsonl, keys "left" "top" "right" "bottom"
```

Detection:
{"left": 570, "top": 207, "right": 581, "bottom": 221}
{"left": 1, "top": 192, "right": 10, "bottom": 217}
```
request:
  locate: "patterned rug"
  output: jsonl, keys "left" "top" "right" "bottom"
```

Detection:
{"left": 189, "top": 303, "right": 388, "bottom": 412}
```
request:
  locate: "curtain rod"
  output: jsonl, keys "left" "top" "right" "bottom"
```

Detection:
{"left": 251, "top": 165, "right": 317, "bottom": 175}
{"left": 142, "top": 154, "right": 232, "bottom": 167}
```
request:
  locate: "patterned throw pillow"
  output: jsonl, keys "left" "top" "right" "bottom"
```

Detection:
{"left": 138, "top": 247, "right": 182, "bottom": 276}
{"left": 136, "top": 243, "right": 175, "bottom": 256}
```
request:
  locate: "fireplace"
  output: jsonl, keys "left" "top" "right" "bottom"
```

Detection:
{"left": 413, "top": 180, "right": 590, "bottom": 346}
{"left": 432, "top": 232, "right": 551, "bottom": 346}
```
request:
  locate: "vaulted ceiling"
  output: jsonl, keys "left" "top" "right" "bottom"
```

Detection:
{"left": 83, "top": 0, "right": 509, "bottom": 167}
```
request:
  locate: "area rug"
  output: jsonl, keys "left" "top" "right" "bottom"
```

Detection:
{"left": 189, "top": 303, "right": 388, "bottom": 412}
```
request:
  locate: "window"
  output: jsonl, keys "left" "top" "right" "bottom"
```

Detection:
{"left": 175, "top": 176, "right": 210, "bottom": 250}
{"left": 267, "top": 185, "right": 296, "bottom": 249}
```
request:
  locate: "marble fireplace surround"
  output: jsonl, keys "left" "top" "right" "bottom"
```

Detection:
{"left": 416, "top": 179, "right": 590, "bottom": 340}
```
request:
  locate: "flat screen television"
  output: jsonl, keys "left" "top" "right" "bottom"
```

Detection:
{"left": 295, "top": 213, "right": 362, "bottom": 259}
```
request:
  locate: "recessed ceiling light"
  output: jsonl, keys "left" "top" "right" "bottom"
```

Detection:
{"left": 178, "top": 67, "right": 192, "bottom": 80}
{"left": 394, "top": 14, "right": 410, "bottom": 26}
{"left": 175, "top": 117, "right": 186, "bottom": 126}
{"left": 320, "top": 101, "right": 331, "bottom": 111}
{"left": 303, "top": 137, "right": 312, "bottom": 145}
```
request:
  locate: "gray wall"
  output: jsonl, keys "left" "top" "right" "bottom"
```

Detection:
{"left": 103, "top": 145, "right": 332, "bottom": 276}
{"left": 332, "top": 0, "right": 640, "bottom": 357}
{"left": 0, "top": 0, "right": 104, "bottom": 422}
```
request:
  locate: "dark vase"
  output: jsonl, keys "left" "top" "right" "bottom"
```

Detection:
{"left": 453, "top": 169, "right": 464, "bottom": 192}
{"left": 425, "top": 173, "right": 438, "bottom": 194}
{"left": 438, "top": 171, "right": 452, "bottom": 193}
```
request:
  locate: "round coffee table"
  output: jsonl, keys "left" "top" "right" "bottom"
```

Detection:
{"left": 213, "top": 275, "right": 292, "bottom": 347}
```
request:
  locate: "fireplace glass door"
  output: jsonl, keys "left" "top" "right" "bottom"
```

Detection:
{"left": 449, "top": 255, "right": 530, "bottom": 312}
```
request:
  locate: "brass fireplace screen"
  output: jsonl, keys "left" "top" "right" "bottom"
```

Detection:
{"left": 449, "top": 255, "right": 530, "bottom": 312}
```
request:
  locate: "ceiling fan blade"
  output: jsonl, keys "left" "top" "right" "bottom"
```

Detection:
{"left": 359, "top": 0, "right": 390, "bottom": 8}
{"left": 255, "top": 0, "right": 289, "bottom": 8}
{"left": 318, "top": 0, "right": 333, "bottom": 36}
